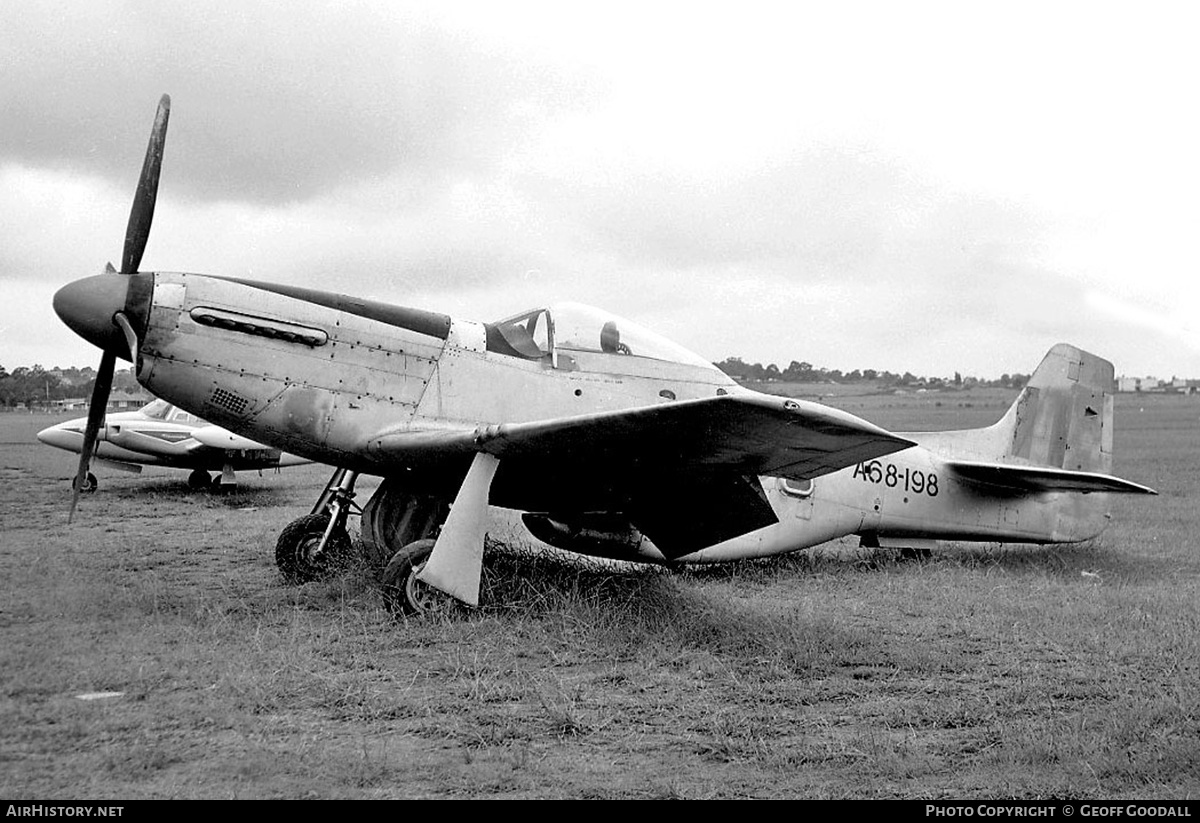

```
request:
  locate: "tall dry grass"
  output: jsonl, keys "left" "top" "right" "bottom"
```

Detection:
{"left": 1, "top": 395, "right": 1197, "bottom": 798}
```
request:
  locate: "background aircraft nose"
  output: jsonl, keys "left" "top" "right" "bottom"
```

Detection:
{"left": 36, "top": 420, "right": 87, "bottom": 451}
{"left": 53, "top": 274, "right": 133, "bottom": 358}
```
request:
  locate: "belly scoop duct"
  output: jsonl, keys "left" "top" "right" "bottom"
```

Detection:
{"left": 521, "top": 512, "right": 665, "bottom": 563}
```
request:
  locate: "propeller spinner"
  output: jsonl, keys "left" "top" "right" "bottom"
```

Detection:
{"left": 56, "top": 94, "right": 170, "bottom": 521}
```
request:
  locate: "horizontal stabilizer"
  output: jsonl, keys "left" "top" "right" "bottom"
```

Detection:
{"left": 946, "top": 460, "right": 1157, "bottom": 495}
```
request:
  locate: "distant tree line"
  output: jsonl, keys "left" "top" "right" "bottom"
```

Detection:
{"left": 714, "top": 357, "right": 1030, "bottom": 390}
{"left": 0, "top": 364, "right": 140, "bottom": 409}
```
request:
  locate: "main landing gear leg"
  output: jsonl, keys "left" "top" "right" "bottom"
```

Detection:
{"left": 275, "top": 466, "right": 360, "bottom": 584}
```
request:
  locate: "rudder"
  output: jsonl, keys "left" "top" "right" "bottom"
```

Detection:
{"left": 1005, "top": 344, "right": 1114, "bottom": 474}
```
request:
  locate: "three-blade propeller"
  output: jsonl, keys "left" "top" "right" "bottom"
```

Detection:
{"left": 69, "top": 94, "right": 170, "bottom": 522}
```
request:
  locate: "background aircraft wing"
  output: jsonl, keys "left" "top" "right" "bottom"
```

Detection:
{"left": 945, "top": 460, "right": 1157, "bottom": 495}
{"left": 369, "top": 394, "right": 915, "bottom": 557}
{"left": 190, "top": 425, "right": 279, "bottom": 452}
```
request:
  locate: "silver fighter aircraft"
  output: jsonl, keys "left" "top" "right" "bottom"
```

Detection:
{"left": 52, "top": 96, "right": 1155, "bottom": 613}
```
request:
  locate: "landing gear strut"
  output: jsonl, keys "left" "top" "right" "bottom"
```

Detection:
{"left": 275, "top": 466, "right": 360, "bottom": 584}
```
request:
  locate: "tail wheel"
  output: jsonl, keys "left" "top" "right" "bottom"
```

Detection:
{"left": 275, "top": 513, "right": 352, "bottom": 584}
{"left": 380, "top": 539, "right": 458, "bottom": 617}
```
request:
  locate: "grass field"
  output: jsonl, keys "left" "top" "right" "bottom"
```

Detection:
{"left": 1, "top": 392, "right": 1197, "bottom": 799}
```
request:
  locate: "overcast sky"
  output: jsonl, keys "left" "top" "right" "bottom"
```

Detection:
{"left": 3, "top": 1, "right": 1198, "bottom": 380}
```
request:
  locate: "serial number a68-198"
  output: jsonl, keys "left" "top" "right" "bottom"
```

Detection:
{"left": 852, "top": 460, "right": 939, "bottom": 497}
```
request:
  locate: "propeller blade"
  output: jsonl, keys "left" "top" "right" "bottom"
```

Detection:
{"left": 121, "top": 94, "right": 170, "bottom": 274}
{"left": 69, "top": 351, "right": 116, "bottom": 522}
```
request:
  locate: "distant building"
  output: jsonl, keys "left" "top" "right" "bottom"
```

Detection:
{"left": 1117, "top": 376, "right": 1161, "bottom": 392}
{"left": 107, "top": 389, "right": 152, "bottom": 411}
{"left": 50, "top": 390, "right": 152, "bottom": 412}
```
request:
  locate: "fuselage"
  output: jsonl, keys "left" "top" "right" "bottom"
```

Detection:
{"left": 675, "top": 440, "right": 1109, "bottom": 563}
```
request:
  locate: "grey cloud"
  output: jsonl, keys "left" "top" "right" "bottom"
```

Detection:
{"left": 0, "top": 2, "right": 601, "bottom": 205}
{"left": 513, "top": 147, "right": 925, "bottom": 280}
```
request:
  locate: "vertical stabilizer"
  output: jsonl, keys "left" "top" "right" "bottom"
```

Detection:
{"left": 1003, "top": 344, "right": 1114, "bottom": 473}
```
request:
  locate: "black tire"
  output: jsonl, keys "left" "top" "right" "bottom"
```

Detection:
{"left": 72, "top": 472, "right": 98, "bottom": 493}
{"left": 187, "top": 469, "right": 212, "bottom": 490}
{"left": 275, "top": 513, "right": 352, "bottom": 584}
{"left": 360, "top": 481, "right": 448, "bottom": 569}
{"left": 380, "top": 538, "right": 458, "bottom": 617}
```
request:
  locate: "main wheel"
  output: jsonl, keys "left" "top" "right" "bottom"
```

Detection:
{"left": 360, "top": 481, "right": 449, "bottom": 569}
{"left": 187, "top": 469, "right": 213, "bottom": 490}
{"left": 275, "top": 513, "right": 352, "bottom": 584}
{"left": 72, "top": 472, "right": 98, "bottom": 493}
{"left": 380, "top": 538, "right": 458, "bottom": 616}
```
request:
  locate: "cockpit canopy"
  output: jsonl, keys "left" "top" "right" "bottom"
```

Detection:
{"left": 139, "top": 398, "right": 205, "bottom": 425}
{"left": 486, "top": 302, "right": 717, "bottom": 371}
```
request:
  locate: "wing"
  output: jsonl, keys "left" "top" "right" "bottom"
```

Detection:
{"left": 370, "top": 393, "right": 913, "bottom": 479}
{"left": 369, "top": 393, "right": 915, "bottom": 557}
{"left": 946, "top": 460, "right": 1157, "bottom": 495}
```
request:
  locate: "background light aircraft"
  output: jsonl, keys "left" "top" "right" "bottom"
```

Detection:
{"left": 38, "top": 397, "right": 310, "bottom": 491}
{"left": 53, "top": 96, "right": 1156, "bottom": 613}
